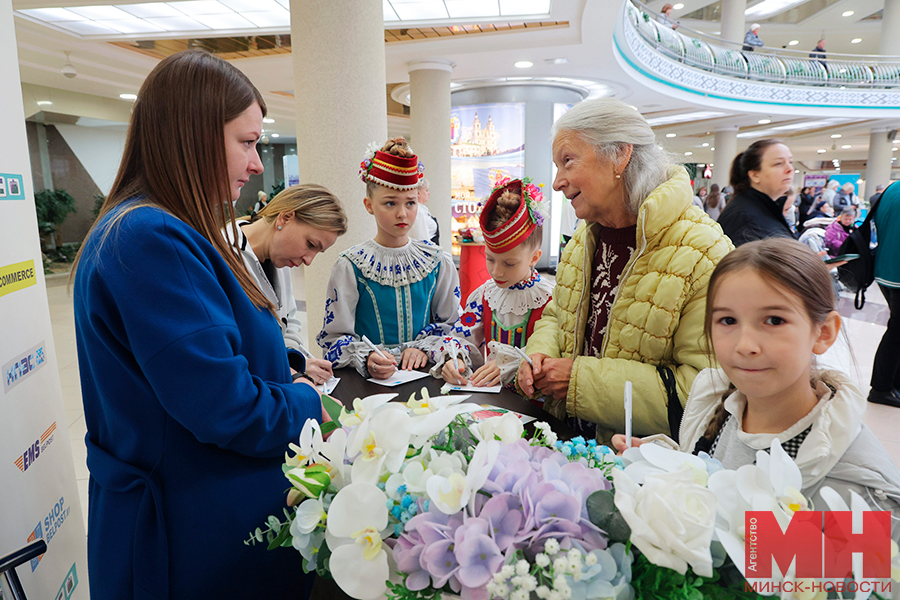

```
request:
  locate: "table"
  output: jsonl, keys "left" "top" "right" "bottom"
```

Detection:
{"left": 329, "top": 367, "right": 577, "bottom": 439}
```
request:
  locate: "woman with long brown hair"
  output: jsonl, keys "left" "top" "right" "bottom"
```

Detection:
{"left": 72, "top": 50, "right": 322, "bottom": 599}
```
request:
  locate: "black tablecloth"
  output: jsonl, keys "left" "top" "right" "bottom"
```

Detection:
{"left": 328, "top": 367, "right": 577, "bottom": 439}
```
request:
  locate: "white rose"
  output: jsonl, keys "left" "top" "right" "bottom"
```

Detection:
{"left": 474, "top": 412, "right": 524, "bottom": 444}
{"left": 612, "top": 466, "right": 717, "bottom": 577}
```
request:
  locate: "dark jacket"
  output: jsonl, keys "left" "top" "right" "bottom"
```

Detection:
{"left": 798, "top": 192, "right": 815, "bottom": 225}
{"left": 809, "top": 45, "right": 826, "bottom": 61}
{"left": 718, "top": 186, "right": 795, "bottom": 246}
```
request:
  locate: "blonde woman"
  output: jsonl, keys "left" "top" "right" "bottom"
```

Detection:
{"left": 225, "top": 184, "right": 348, "bottom": 384}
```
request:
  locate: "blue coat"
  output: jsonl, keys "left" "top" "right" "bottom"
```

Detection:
{"left": 74, "top": 203, "right": 320, "bottom": 600}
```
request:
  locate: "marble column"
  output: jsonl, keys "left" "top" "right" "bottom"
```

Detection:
{"left": 713, "top": 128, "right": 738, "bottom": 191}
{"left": 881, "top": 0, "right": 900, "bottom": 55}
{"left": 409, "top": 59, "right": 453, "bottom": 249}
{"left": 291, "top": 0, "right": 387, "bottom": 357}
{"left": 867, "top": 129, "right": 894, "bottom": 193}
{"left": 720, "top": 0, "right": 747, "bottom": 47}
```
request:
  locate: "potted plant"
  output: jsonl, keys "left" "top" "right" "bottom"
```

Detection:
{"left": 34, "top": 189, "right": 76, "bottom": 252}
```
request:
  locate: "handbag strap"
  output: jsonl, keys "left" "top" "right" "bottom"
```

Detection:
{"left": 657, "top": 365, "right": 683, "bottom": 443}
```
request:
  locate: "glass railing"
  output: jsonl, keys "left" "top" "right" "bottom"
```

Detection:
{"left": 626, "top": 0, "right": 900, "bottom": 89}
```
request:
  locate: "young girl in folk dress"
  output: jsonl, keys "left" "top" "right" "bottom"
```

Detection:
{"left": 614, "top": 238, "right": 900, "bottom": 533}
{"left": 317, "top": 138, "right": 461, "bottom": 379}
{"left": 434, "top": 177, "right": 553, "bottom": 388}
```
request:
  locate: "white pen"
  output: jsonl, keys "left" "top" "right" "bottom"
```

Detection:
{"left": 361, "top": 335, "right": 391, "bottom": 360}
{"left": 624, "top": 380, "right": 633, "bottom": 449}
{"left": 513, "top": 345, "right": 534, "bottom": 367}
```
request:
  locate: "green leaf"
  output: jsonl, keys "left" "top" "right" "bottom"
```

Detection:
{"left": 254, "top": 527, "right": 264, "bottom": 543}
{"left": 267, "top": 520, "right": 293, "bottom": 550}
{"left": 585, "top": 489, "right": 616, "bottom": 526}
{"left": 315, "top": 537, "right": 333, "bottom": 578}
{"left": 321, "top": 394, "right": 344, "bottom": 425}
{"left": 320, "top": 420, "right": 338, "bottom": 436}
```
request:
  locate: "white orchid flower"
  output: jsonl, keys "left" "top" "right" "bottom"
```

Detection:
{"left": 426, "top": 439, "right": 499, "bottom": 514}
{"left": 405, "top": 389, "right": 480, "bottom": 447}
{"left": 325, "top": 483, "right": 390, "bottom": 600}
{"left": 347, "top": 403, "right": 412, "bottom": 484}
{"left": 471, "top": 411, "right": 525, "bottom": 445}
{"left": 286, "top": 418, "right": 323, "bottom": 468}
{"left": 340, "top": 393, "right": 398, "bottom": 427}
{"left": 621, "top": 441, "right": 710, "bottom": 485}
{"left": 317, "top": 427, "right": 350, "bottom": 488}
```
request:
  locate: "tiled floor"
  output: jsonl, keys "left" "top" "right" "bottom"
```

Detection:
{"left": 46, "top": 270, "right": 900, "bottom": 533}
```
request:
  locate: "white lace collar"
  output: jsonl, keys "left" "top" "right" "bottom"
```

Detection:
{"left": 482, "top": 271, "right": 554, "bottom": 316}
{"left": 342, "top": 238, "right": 442, "bottom": 287}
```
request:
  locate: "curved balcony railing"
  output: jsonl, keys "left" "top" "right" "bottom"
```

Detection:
{"left": 625, "top": 0, "right": 900, "bottom": 89}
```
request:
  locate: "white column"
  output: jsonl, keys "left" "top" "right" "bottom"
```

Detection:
{"left": 867, "top": 129, "right": 894, "bottom": 192}
{"left": 291, "top": 0, "right": 387, "bottom": 357}
{"left": 408, "top": 59, "right": 453, "bottom": 248}
{"left": 881, "top": 0, "right": 900, "bottom": 55}
{"left": 713, "top": 128, "right": 738, "bottom": 191}
{"left": 720, "top": 0, "right": 747, "bottom": 46}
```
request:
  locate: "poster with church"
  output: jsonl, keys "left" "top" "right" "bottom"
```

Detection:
{"left": 449, "top": 102, "right": 525, "bottom": 249}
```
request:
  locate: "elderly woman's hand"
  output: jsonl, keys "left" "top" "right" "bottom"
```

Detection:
{"left": 533, "top": 357, "right": 574, "bottom": 401}
{"left": 516, "top": 353, "right": 548, "bottom": 396}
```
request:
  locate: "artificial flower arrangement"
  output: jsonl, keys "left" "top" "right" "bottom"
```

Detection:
{"left": 248, "top": 390, "right": 899, "bottom": 600}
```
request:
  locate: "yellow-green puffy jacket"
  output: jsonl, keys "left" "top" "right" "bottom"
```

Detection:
{"left": 523, "top": 167, "right": 733, "bottom": 442}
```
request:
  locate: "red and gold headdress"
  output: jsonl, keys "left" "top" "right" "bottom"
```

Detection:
{"left": 359, "top": 141, "right": 424, "bottom": 191}
{"left": 479, "top": 177, "right": 546, "bottom": 254}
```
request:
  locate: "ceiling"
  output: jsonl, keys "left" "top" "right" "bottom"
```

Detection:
{"left": 11, "top": 0, "right": 900, "bottom": 174}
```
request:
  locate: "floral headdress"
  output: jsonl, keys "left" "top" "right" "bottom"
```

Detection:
{"left": 359, "top": 140, "right": 423, "bottom": 191}
{"left": 479, "top": 176, "right": 547, "bottom": 253}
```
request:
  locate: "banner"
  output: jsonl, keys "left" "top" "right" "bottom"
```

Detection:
{"left": 0, "top": 2, "right": 89, "bottom": 598}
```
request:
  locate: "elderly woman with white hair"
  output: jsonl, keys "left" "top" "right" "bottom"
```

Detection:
{"left": 517, "top": 98, "right": 732, "bottom": 442}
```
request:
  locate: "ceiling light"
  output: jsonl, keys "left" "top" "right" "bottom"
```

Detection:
{"left": 36, "top": 100, "right": 53, "bottom": 106}
{"left": 171, "top": 1, "right": 231, "bottom": 16}
{"left": 701, "top": 143, "right": 709, "bottom": 147}
{"left": 263, "top": 117, "right": 275, "bottom": 124}
{"left": 119, "top": 93, "right": 137, "bottom": 100}
{"left": 17, "top": 7, "right": 86, "bottom": 21}
{"left": 666, "top": 133, "right": 677, "bottom": 138}
{"left": 788, "top": 40, "right": 799, "bottom": 46}
{"left": 545, "top": 57, "right": 569, "bottom": 65}
{"left": 515, "top": 61, "right": 534, "bottom": 69}
{"left": 117, "top": 3, "right": 184, "bottom": 18}
{"left": 758, "top": 118, "right": 771, "bottom": 124}
{"left": 673, "top": 3, "right": 684, "bottom": 8}
{"left": 842, "top": 10, "right": 854, "bottom": 16}
{"left": 817, "top": 149, "right": 826, "bottom": 153}
{"left": 271, "top": 133, "right": 280, "bottom": 138}
{"left": 894, "top": 147, "right": 899, "bottom": 152}
{"left": 645, "top": 111, "right": 726, "bottom": 126}
{"left": 61, "top": 51, "right": 77, "bottom": 79}
{"left": 852, "top": 38, "right": 862, "bottom": 43}
{"left": 710, "top": 147, "right": 715, "bottom": 151}
{"left": 393, "top": 2, "right": 449, "bottom": 19}
{"left": 685, "top": 152, "right": 693, "bottom": 156}
{"left": 745, "top": 0, "right": 805, "bottom": 20}
{"left": 68, "top": 5, "right": 132, "bottom": 19}
{"left": 190, "top": 12, "right": 253, "bottom": 28}
{"left": 831, "top": 134, "right": 842, "bottom": 138}
{"left": 794, "top": 169, "right": 799, "bottom": 173}
{"left": 499, "top": 0, "right": 552, "bottom": 17}
{"left": 842, "top": 145, "right": 851, "bottom": 149}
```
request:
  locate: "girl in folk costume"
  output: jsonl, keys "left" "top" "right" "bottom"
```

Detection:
{"left": 317, "top": 138, "right": 462, "bottom": 379}
{"left": 436, "top": 177, "right": 553, "bottom": 387}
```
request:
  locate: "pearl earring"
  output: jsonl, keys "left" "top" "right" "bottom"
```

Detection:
{"left": 277, "top": 225, "right": 282, "bottom": 230}
{"left": 615, "top": 173, "right": 621, "bottom": 180}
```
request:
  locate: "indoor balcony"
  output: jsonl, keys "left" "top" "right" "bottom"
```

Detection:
{"left": 614, "top": 0, "right": 900, "bottom": 117}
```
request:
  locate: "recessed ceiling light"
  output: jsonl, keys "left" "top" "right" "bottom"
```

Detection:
{"left": 842, "top": 10, "right": 854, "bottom": 16}
{"left": 758, "top": 118, "right": 771, "bottom": 124}
{"left": 893, "top": 147, "right": 899, "bottom": 152}
{"left": 788, "top": 40, "right": 799, "bottom": 46}
{"left": 685, "top": 151, "right": 693, "bottom": 156}
{"left": 666, "top": 133, "right": 677, "bottom": 138}
{"left": 710, "top": 147, "right": 715, "bottom": 151}
{"left": 119, "top": 93, "right": 137, "bottom": 100}
{"left": 545, "top": 57, "right": 568, "bottom": 64}
{"left": 672, "top": 3, "right": 684, "bottom": 8}
{"left": 271, "top": 133, "right": 280, "bottom": 138}
{"left": 514, "top": 61, "right": 534, "bottom": 69}
{"left": 851, "top": 38, "right": 862, "bottom": 43}
{"left": 701, "top": 143, "right": 709, "bottom": 147}
{"left": 817, "top": 149, "right": 826, "bottom": 153}
{"left": 36, "top": 100, "right": 53, "bottom": 106}
{"left": 831, "top": 134, "right": 842, "bottom": 138}
{"left": 842, "top": 144, "right": 851, "bottom": 149}
{"left": 794, "top": 169, "right": 799, "bottom": 173}
{"left": 263, "top": 117, "right": 275, "bottom": 124}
